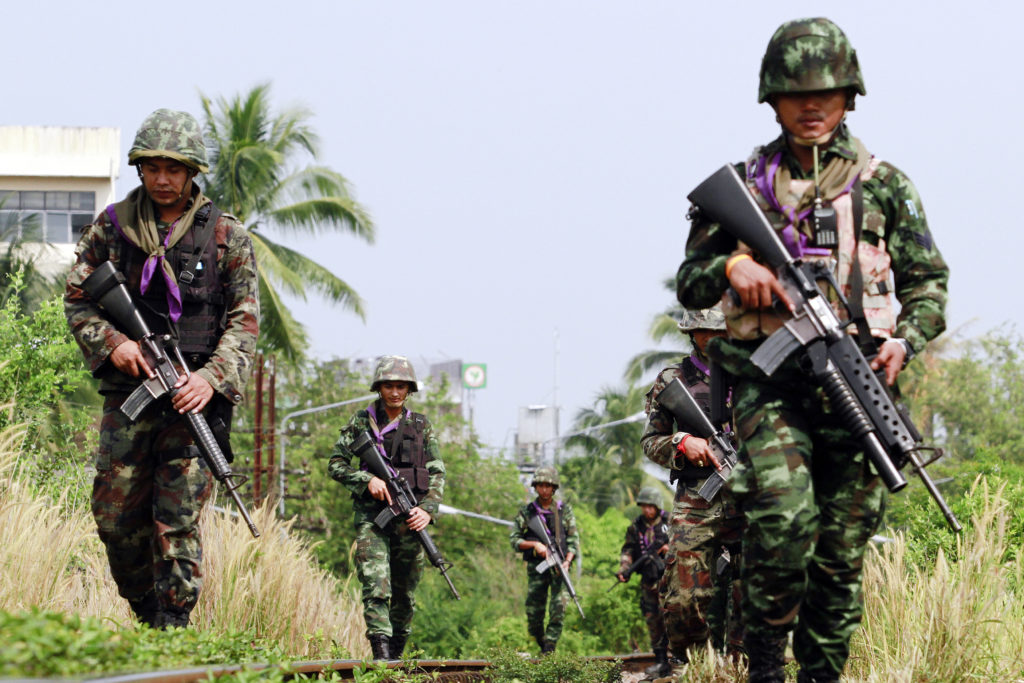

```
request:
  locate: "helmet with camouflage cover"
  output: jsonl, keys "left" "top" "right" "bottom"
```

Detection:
{"left": 128, "top": 109, "right": 210, "bottom": 173}
{"left": 677, "top": 303, "right": 726, "bottom": 332}
{"left": 758, "top": 18, "right": 866, "bottom": 104}
{"left": 531, "top": 466, "right": 560, "bottom": 488}
{"left": 370, "top": 355, "right": 419, "bottom": 393}
{"left": 636, "top": 486, "right": 663, "bottom": 508}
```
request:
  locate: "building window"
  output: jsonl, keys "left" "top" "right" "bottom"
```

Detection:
{"left": 0, "top": 190, "right": 95, "bottom": 243}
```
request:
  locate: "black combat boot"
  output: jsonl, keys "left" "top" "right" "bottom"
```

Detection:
{"left": 644, "top": 647, "right": 672, "bottom": 678}
{"left": 368, "top": 634, "right": 390, "bottom": 660}
{"left": 128, "top": 591, "right": 160, "bottom": 628}
{"left": 389, "top": 632, "right": 408, "bottom": 659}
{"left": 744, "top": 634, "right": 788, "bottom": 683}
{"left": 156, "top": 606, "right": 191, "bottom": 629}
{"left": 796, "top": 669, "right": 839, "bottom": 683}
{"left": 541, "top": 640, "right": 556, "bottom": 654}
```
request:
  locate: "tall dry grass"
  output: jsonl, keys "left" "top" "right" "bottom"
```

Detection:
{"left": 0, "top": 419, "right": 365, "bottom": 658}
{"left": 196, "top": 499, "right": 366, "bottom": 657}
{"left": 848, "top": 479, "right": 1024, "bottom": 682}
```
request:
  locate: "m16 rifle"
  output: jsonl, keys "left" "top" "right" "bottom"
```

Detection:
{"left": 351, "top": 431, "right": 460, "bottom": 599}
{"left": 82, "top": 261, "right": 260, "bottom": 538}
{"left": 526, "top": 514, "right": 585, "bottom": 619}
{"left": 607, "top": 547, "right": 666, "bottom": 592}
{"left": 656, "top": 377, "right": 738, "bottom": 502}
{"left": 687, "top": 164, "right": 961, "bottom": 532}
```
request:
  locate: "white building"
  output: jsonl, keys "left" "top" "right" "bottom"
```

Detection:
{"left": 0, "top": 125, "right": 120, "bottom": 276}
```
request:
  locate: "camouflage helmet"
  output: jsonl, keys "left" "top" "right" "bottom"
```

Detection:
{"left": 531, "top": 466, "right": 560, "bottom": 488}
{"left": 758, "top": 18, "right": 866, "bottom": 104}
{"left": 370, "top": 355, "right": 419, "bottom": 393}
{"left": 128, "top": 109, "right": 210, "bottom": 173}
{"left": 636, "top": 486, "right": 663, "bottom": 508}
{"left": 677, "top": 303, "right": 726, "bottom": 332}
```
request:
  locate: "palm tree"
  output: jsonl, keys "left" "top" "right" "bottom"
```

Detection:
{"left": 562, "top": 383, "right": 648, "bottom": 512}
{"left": 624, "top": 277, "right": 690, "bottom": 383}
{"left": 0, "top": 207, "right": 64, "bottom": 310}
{"left": 200, "top": 84, "right": 375, "bottom": 361}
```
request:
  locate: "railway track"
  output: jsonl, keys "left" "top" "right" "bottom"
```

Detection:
{"left": 81, "top": 653, "right": 658, "bottom": 683}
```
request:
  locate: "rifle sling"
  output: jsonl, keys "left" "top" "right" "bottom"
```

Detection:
{"left": 846, "top": 177, "right": 877, "bottom": 355}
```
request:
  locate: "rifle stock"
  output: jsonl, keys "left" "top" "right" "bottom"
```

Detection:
{"left": 81, "top": 262, "right": 260, "bottom": 538}
{"left": 351, "top": 431, "right": 461, "bottom": 599}
{"left": 686, "top": 165, "right": 961, "bottom": 532}
{"left": 657, "top": 378, "right": 739, "bottom": 502}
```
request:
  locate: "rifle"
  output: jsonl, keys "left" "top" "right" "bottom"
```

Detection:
{"left": 351, "top": 431, "right": 460, "bottom": 599}
{"left": 656, "top": 377, "right": 738, "bottom": 502}
{"left": 687, "top": 164, "right": 961, "bottom": 532}
{"left": 607, "top": 547, "right": 665, "bottom": 592}
{"left": 526, "top": 514, "right": 585, "bottom": 619}
{"left": 81, "top": 261, "right": 260, "bottom": 538}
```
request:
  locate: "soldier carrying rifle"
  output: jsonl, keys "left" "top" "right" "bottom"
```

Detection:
{"left": 510, "top": 466, "right": 580, "bottom": 654}
{"left": 328, "top": 356, "right": 446, "bottom": 661}
{"left": 64, "top": 109, "right": 260, "bottom": 629}
{"left": 677, "top": 18, "right": 949, "bottom": 682}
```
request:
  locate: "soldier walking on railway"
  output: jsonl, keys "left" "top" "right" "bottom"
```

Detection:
{"left": 510, "top": 466, "right": 580, "bottom": 654}
{"left": 64, "top": 109, "right": 259, "bottom": 629}
{"left": 641, "top": 306, "right": 745, "bottom": 668}
{"left": 328, "top": 356, "right": 446, "bottom": 660}
{"left": 616, "top": 486, "right": 671, "bottom": 678}
{"left": 677, "top": 18, "right": 948, "bottom": 682}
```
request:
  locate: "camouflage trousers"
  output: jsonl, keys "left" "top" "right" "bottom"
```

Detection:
{"left": 93, "top": 394, "right": 213, "bottom": 613}
{"left": 354, "top": 519, "right": 425, "bottom": 638}
{"left": 524, "top": 561, "right": 570, "bottom": 646}
{"left": 638, "top": 580, "right": 667, "bottom": 652}
{"left": 659, "top": 481, "right": 744, "bottom": 658}
{"left": 729, "top": 375, "right": 885, "bottom": 678}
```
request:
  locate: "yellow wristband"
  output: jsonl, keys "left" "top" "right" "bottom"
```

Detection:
{"left": 725, "top": 253, "right": 752, "bottom": 279}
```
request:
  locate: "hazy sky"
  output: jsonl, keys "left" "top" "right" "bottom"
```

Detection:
{"left": 6, "top": 1, "right": 1018, "bottom": 449}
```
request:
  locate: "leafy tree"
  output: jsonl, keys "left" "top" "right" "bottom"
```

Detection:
{"left": 0, "top": 209, "right": 65, "bottom": 311}
{"left": 624, "top": 277, "right": 688, "bottom": 383}
{"left": 200, "top": 84, "right": 375, "bottom": 361}
{"left": 562, "top": 384, "right": 647, "bottom": 513}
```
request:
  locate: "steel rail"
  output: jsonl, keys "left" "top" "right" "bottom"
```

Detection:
{"left": 81, "top": 653, "right": 657, "bottom": 682}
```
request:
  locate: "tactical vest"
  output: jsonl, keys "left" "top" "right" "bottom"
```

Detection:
{"left": 521, "top": 501, "right": 569, "bottom": 561}
{"left": 723, "top": 152, "right": 896, "bottom": 341}
{"left": 121, "top": 207, "right": 226, "bottom": 357}
{"left": 379, "top": 411, "right": 432, "bottom": 502}
{"left": 629, "top": 510, "right": 670, "bottom": 584}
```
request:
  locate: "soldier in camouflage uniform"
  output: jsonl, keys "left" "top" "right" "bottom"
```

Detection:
{"left": 616, "top": 486, "right": 671, "bottom": 678}
{"left": 677, "top": 18, "right": 949, "bottom": 682}
{"left": 641, "top": 305, "right": 744, "bottom": 668}
{"left": 64, "top": 109, "right": 259, "bottom": 629}
{"left": 328, "top": 356, "right": 445, "bottom": 660}
{"left": 509, "top": 466, "right": 580, "bottom": 653}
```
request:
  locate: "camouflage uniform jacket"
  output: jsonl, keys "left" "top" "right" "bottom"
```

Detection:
{"left": 64, "top": 200, "right": 259, "bottom": 405}
{"left": 510, "top": 498, "right": 580, "bottom": 562}
{"left": 328, "top": 401, "right": 445, "bottom": 520}
{"left": 642, "top": 356, "right": 719, "bottom": 482}
{"left": 677, "top": 125, "right": 948, "bottom": 362}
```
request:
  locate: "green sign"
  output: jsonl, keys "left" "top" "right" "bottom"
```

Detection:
{"left": 461, "top": 363, "right": 487, "bottom": 389}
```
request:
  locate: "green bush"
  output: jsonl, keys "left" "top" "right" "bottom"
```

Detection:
{"left": 0, "top": 278, "right": 96, "bottom": 505}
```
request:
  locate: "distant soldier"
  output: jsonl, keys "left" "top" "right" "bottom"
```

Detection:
{"left": 64, "top": 109, "right": 259, "bottom": 629}
{"left": 510, "top": 466, "right": 580, "bottom": 653}
{"left": 617, "top": 486, "right": 671, "bottom": 678}
{"left": 328, "top": 356, "right": 446, "bottom": 660}
{"left": 641, "top": 305, "right": 744, "bottom": 663}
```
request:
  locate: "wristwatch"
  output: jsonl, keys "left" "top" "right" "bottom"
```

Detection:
{"left": 671, "top": 432, "right": 686, "bottom": 446}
